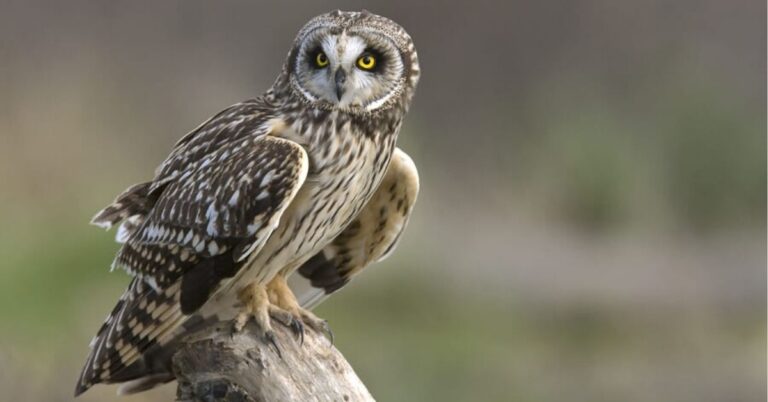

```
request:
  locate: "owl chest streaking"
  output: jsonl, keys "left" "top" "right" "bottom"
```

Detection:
{"left": 76, "top": 10, "right": 420, "bottom": 397}
{"left": 231, "top": 107, "right": 400, "bottom": 288}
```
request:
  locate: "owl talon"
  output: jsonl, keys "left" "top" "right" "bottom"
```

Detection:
{"left": 234, "top": 282, "right": 285, "bottom": 356}
{"left": 289, "top": 318, "right": 305, "bottom": 345}
{"left": 300, "top": 309, "right": 334, "bottom": 344}
{"left": 263, "top": 330, "right": 282, "bottom": 359}
{"left": 231, "top": 315, "right": 284, "bottom": 358}
{"left": 269, "top": 305, "right": 305, "bottom": 345}
{"left": 266, "top": 274, "right": 333, "bottom": 345}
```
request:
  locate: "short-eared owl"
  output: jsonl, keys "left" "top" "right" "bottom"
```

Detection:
{"left": 75, "top": 10, "right": 420, "bottom": 396}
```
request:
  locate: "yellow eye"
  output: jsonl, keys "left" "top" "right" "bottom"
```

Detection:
{"left": 356, "top": 53, "right": 376, "bottom": 70}
{"left": 315, "top": 52, "right": 329, "bottom": 68}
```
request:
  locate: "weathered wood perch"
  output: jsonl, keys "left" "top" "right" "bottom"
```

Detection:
{"left": 172, "top": 321, "right": 375, "bottom": 402}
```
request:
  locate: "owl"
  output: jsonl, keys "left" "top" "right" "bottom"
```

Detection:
{"left": 75, "top": 10, "right": 420, "bottom": 396}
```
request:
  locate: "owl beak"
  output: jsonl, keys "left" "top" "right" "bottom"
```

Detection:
{"left": 334, "top": 69, "right": 347, "bottom": 100}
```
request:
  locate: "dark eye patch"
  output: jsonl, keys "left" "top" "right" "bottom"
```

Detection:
{"left": 360, "top": 47, "right": 385, "bottom": 72}
{"left": 307, "top": 46, "right": 326, "bottom": 69}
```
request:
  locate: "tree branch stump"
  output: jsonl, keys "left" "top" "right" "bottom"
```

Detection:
{"left": 172, "top": 321, "right": 375, "bottom": 402}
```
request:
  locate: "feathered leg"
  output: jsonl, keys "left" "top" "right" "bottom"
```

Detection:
{"left": 233, "top": 282, "right": 284, "bottom": 356}
{"left": 268, "top": 275, "right": 333, "bottom": 342}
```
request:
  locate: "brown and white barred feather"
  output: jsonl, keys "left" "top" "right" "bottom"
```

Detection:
{"left": 91, "top": 182, "right": 155, "bottom": 230}
{"left": 289, "top": 148, "right": 419, "bottom": 309}
{"left": 75, "top": 100, "right": 309, "bottom": 396}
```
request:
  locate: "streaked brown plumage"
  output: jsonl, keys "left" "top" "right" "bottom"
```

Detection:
{"left": 291, "top": 148, "right": 419, "bottom": 309}
{"left": 75, "top": 10, "right": 420, "bottom": 396}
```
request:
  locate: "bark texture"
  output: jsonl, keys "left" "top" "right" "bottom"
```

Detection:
{"left": 173, "top": 321, "right": 374, "bottom": 402}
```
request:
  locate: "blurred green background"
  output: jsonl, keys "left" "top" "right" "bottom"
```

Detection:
{"left": 0, "top": 1, "right": 764, "bottom": 401}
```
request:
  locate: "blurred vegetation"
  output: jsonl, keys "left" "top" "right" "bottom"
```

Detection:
{"left": 0, "top": 1, "right": 764, "bottom": 401}
{"left": 520, "top": 77, "right": 766, "bottom": 232}
{"left": 661, "top": 85, "right": 765, "bottom": 230}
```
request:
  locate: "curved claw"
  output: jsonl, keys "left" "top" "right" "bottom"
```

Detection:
{"left": 263, "top": 330, "right": 282, "bottom": 359}
{"left": 296, "top": 308, "right": 334, "bottom": 344}
{"left": 269, "top": 306, "right": 305, "bottom": 345}
{"left": 289, "top": 318, "right": 305, "bottom": 346}
{"left": 303, "top": 316, "right": 334, "bottom": 344}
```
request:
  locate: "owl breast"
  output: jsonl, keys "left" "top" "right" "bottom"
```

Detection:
{"left": 232, "top": 110, "right": 398, "bottom": 287}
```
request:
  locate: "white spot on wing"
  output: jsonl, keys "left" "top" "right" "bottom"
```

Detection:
{"left": 206, "top": 203, "right": 219, "bottom": 236}
{"left": 184, "top": 230, "right": 194, "bottom": 245}
{"left": 228, "top": 190, "right": 240, "bottom": 207}
{"left": 260, "top": 171, "right": 275, "bottom": 187}
{"left": 144, "top": 276, "right": 160, "bottom": 293}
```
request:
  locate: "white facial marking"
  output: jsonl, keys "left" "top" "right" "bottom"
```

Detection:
{"left": 339, "top": 36, "right": 367, "bottom": 66}
{"left": 295, "top": 27, "right": 405, "bottom": 111}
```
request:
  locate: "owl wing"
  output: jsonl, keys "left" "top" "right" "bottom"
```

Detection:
{"left": 75, "top": 100, "right": 308, "bottom": 396}
{"left": 288, "top": 148, "right": 419, "bottom": 309}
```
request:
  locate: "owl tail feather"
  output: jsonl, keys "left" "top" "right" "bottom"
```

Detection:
{"left": 90, "top": 181, "right": 156, "bottom": 229}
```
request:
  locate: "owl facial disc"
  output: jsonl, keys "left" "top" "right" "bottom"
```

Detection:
{"left": 287, "top": 11, "right": 419, "bottom": 113}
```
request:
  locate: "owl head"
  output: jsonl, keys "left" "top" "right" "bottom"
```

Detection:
{"left": 282, "top": 10, "right": 420, "bottom": 113}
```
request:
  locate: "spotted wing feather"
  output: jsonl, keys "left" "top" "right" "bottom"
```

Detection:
{"left": 113, "top": 135, "right": 308, "bottom": 287}
{"left": 76, "top": 100, "right": 309, "bottom": 396}
{"left": 289, "top": 148, "right": 419, "bottom": 309}
{"left": 90, "top": 100, "right": 272, "bottom": 235}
